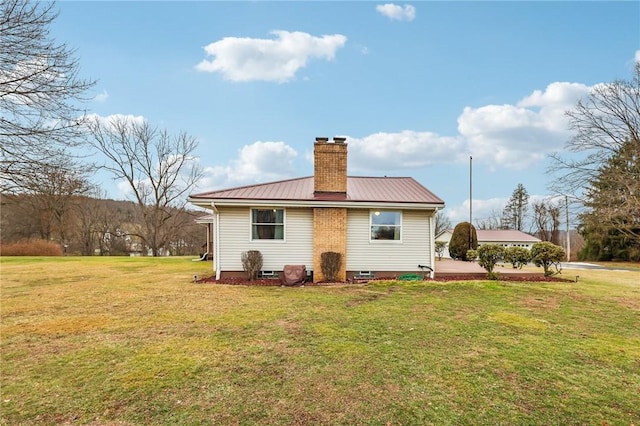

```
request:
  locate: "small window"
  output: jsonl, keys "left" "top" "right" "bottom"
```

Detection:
{"left": 371, "top": 210, "right": 401, "bottom": 241}
{"left": 251, "top": 209, "right": 284, "bottom": 240}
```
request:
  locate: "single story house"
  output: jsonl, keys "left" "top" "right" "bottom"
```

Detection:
{"left": 435, "top": 229, "right": 542, "bottom": 259}
{"left": 188, "top": 137, "right": 445, "bottom": 282}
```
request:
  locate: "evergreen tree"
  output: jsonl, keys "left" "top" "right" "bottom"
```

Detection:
{"left": 578, "top": 138, "right": 640, "bottom": 261}
{"left": 501, "top": 184, "right": 529, "bottom": 230}
{"left": 449, "top": 221, "right": 478, "bottom": 261}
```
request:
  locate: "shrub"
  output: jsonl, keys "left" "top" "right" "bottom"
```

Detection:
{"left": 531, "top": 242, "right": 565, "bottom": 276}
{"left": 0, "top": 239, "right": 63, "bottom": 256}
{"left": 321, "top": 251, "right": 342, "bottom": 282}
{"left": 477, "top": 244, "right": 505, "bottom": 279}
{"left": 466, "top": 249, "right": 478, "bottom": 261}
{"left": 435, "top": 240, "right": 447, "bottom": 260}
{"left": 504, "top": 246, "right": 531, "bottom": 269}
{"left": 241, "top": 250, "right": 263, "bottom": 281}
{"left": 449, "top": 222, "right": 478, "bottom": 261}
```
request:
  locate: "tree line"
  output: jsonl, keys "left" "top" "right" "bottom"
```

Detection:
{"left": 1, "top": 193, "right": 206, "bottom": 256}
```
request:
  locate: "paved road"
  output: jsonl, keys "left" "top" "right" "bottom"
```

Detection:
{"left": 561, "top": 262, "right": 639, "bottom": 272}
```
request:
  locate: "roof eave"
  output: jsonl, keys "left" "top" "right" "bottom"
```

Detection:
{"left": 188, "top": 197, "right": 444, "bottom": 210}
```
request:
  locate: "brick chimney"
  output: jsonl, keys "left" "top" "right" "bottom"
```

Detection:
{"left": 312, "top": 136, "right": 348, "bottom": 282}
{"left": 314, "top": 136, "right": 347, "bottom": 195}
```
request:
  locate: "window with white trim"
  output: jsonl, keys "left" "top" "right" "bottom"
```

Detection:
{"left": 251, "top": 209, "right": 284, "bottom": 240}
{"left": 370, "top": 210, "right": 401, "bottom": 241}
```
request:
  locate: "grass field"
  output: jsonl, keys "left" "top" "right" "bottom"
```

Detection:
{"left": 1, "top": 257, "right": 639, "bottom": 425}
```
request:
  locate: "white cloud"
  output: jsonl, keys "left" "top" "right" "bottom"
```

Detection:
{"left": 84, "top": 113, "right": 146, "bottom": 129}
{"left": 457, "top": 82, "right": 590, "bottom": 169}
{"left": 445, "top": 197, "right": 508, "bottom": 225}
{"left": 94, "top": 89, "right": 109, "bottom": 103}
{"left": 309, "top": 82, "right": 591, "bottom": 175}
{"left": 116, "top": 179, "right": 134, "bottom": 199}
{"left": 376, "top": 4, "right": 416, "bottom": 21}
{"left": 347, "top": 130, "right": 466, "bottom": 173}
{"left": 196, "top": 141, "right": 298, "bottom": 191}
{"left": 0, "top": 57, "right": 61, "bottom": 106}
{"left": 195, "top": 30, "right": 347, "bottom": 83}
{"left": 635, "top": 50, "right": 640, "bottom": 63}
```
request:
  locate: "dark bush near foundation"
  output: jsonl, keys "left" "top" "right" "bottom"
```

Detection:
{"left": 241, "top": 250, "right": 263, "bottom": 281}
{"left": 321, "top": 251, "right": 342, "bottom": 281}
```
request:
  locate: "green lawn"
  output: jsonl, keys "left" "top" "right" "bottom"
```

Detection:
{"left": 1, "top": 257, "right": 639, "bottom": 425}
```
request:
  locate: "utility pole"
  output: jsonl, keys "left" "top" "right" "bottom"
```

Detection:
{"left": 565, "top": 195, "right": 571, "bottom": 262}
{"left": 469, "top": 156, "right": 473, "bottom": 248}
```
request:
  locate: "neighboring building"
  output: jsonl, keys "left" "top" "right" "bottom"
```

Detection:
{"left": 476, "top": 229, "right": 541, "bottom": 249}
{"left": 436, "top": 229, "right": 542, "bottom": 259}
{"left": 188, "top": 137, "right": 445, "bottom": 282}
{"left": 435, "top": 229, "right": 455, "bottom": 259}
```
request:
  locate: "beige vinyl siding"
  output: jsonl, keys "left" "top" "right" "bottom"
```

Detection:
{"left": 218, "top": 206, "right": 313, "bottom": 271}
{"left": 346, "top": 209, "right": 432, "bottom": 271}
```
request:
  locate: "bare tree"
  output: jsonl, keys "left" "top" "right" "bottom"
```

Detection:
{"left": 87, "top": 116, "right": 203, "bottom": 256}
{"left": 164, "top": 207, "right": 203, "bottom": 256}
{"left": 533, "top": 199, "right": 561, "bottom": 244}
{"left": 74, "top": 195, "right": 99, "bottom": 255}
{"left": 73, "top": 187, "right": 113, "bottom": 255}
{"left": 550, "top": 62, "right": 640, "bottom": 250}
{"left": 550, "top": 62, "right": 639, "bottom": 198}
{"left": 434, "top": 210, "right": 451, "bottom": 236}
{"left": 475, "top": 209, "right": 503, "bottom": 230}
{"left": 0, "top": 0, "right": 95, "bottom": 192}
{"left": 1, "top": 159, "right": 91, "bottom": 245}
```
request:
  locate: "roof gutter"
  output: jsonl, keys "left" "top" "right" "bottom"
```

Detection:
{"left": 188, "top": 197, "right": 444, "bottom": 211}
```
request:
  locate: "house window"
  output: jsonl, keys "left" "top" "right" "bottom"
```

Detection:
{"left": 251, "top": 209, "right": 284, "bottom": 240}
{"left": 370, "top": 210, "right": 401, "bottom": 241}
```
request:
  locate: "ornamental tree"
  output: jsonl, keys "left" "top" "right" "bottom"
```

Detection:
{"left": 504, "top": 246, "right": 532, "bottom": 269}
{"left": 477, "top": 244, "right": 505, "bottom": 280}
{"left": 435, "top": 240, "right": 447, "bottom": 260}
{"left": 531, "top": 242, "right": 566, "bottom": 276}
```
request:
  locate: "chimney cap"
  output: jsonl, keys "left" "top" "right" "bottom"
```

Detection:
{"left": 333, "top": 137, "right": 346, "bottom": 144}
{"left": 315, "top": 137, "right": 329, "bottom": 142}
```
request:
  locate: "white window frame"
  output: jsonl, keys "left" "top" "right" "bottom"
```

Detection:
{"left": 369, "top": 210, "right": 402, "bottom": 243}
{"left": 250, "top": 208, "right": 286, "bottom": 242}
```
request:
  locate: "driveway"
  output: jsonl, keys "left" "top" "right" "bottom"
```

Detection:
{"left": 560, "top": 262, "right": 639, "bottom": 272}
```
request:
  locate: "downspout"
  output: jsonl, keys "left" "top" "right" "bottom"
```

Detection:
{"left": 430, "top": 208, "right": 437, "bottom": 279}
{"left": 211, "top": 202, "right": 221, "bottom": 280}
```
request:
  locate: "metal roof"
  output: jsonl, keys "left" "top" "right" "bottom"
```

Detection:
{"left": 189, "top": 176, "right": 445, "bottom": 207}
{"left": 477, "top": 230, "right": 541, "bottom": 242}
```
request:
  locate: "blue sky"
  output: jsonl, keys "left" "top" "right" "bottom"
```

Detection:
{"left": 52, "top": 1, "right": 639, "bottom": 225}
